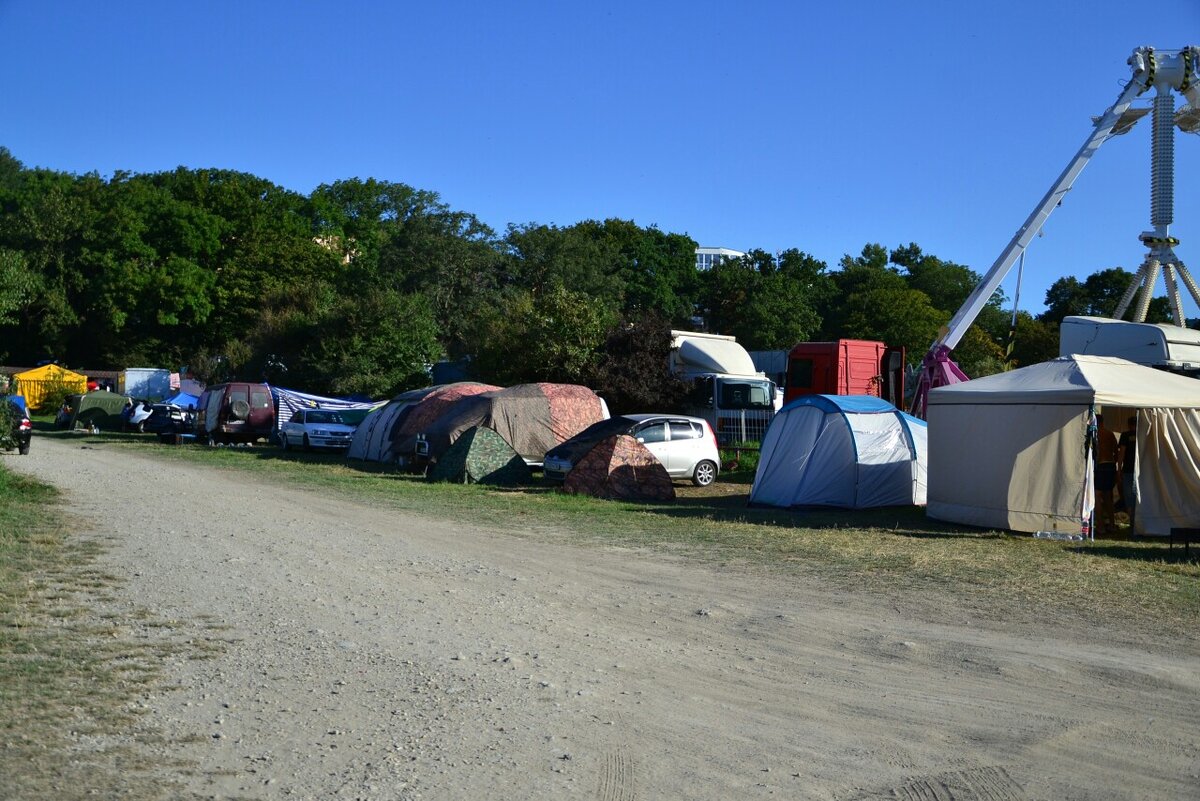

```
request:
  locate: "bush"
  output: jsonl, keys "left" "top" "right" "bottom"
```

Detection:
{"left": 0, "top": 399, "right": 15, "bottom": 450}
{"left": 719, "top": 442, "right": 760, "bottom": 474}
{"left": 34, "top": 378, "right": 76, "bottom": 415}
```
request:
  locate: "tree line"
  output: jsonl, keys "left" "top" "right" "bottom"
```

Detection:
{"left": 0, "top": 147, "right": 1176, "bottom": 408}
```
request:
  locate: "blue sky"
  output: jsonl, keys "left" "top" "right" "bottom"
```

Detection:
{"left": 2, "top": 1, "right": 1199, "bottom": 317}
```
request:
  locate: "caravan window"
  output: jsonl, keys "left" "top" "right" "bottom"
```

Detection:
{"left": 252, "top": 390, "right": 271, "bottom": 409}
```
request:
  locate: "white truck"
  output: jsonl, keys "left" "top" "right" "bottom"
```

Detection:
{"left": 117, "top": 368, "right": 172, "bottom": 401}
{"left": 1059, "top": 315, "right": 1200, "bottom": 376}
{"left": 669, "top": 330, "right": 777, "bottom": 445}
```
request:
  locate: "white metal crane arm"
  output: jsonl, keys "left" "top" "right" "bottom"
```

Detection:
{"left": 931, "top": 66, "right": 1151, "bottom": 352}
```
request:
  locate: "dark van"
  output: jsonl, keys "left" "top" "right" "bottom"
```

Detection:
{"left": 195, "top": 382, "right": 275, "bottom": 445}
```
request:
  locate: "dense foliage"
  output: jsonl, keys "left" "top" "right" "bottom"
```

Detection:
{"left": 0, "top": 146, "right": 1180, "bottom": 400}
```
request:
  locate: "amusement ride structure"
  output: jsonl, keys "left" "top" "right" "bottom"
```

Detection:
{"left": 911, "top": 46, "right": 1200, "bottom": 417}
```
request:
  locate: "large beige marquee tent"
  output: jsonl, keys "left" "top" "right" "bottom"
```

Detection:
{"left": 926, "top": 355, "right": 1200, "bottom": 536}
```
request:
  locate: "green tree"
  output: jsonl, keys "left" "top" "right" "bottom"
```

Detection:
{"left": 301, "top": 291, "right": 441, "bottom": 397}
{"left": 471, "top": 284, "right": 615, "bottom": 386}
{"left": 0, "top": 248, "right": 35, "bottom": 329}
{"left": 1040, "top": 267, "right": 1172, "bottom": 325}
{"left": 587, "top": 311, "right": 688, "bottom": 415}
{"left": 698, "top": 248, "right": 831, "bottom": 349}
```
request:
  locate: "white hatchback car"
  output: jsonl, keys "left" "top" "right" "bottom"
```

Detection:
{"left": 543, "top": 413, "right": 721, "bottom": 486}
{"left": 279, "top": 408, "right": 357, "bottom": 451}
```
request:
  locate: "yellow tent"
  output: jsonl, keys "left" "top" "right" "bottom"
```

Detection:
{"left": 12, "top": 364, "right": 88, "bottom": 410}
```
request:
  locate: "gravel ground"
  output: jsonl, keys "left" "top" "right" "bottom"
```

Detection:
{"left": 9, "top": 437, "right": 1200, "bottom": 800}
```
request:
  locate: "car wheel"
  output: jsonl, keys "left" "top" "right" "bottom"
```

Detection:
{"left": 18, "top": 440, "right": 29, "bottom": 456}
{"left": 303, "top": 434, "right": 312, "bottom": 452}
{"left": 692, "top": 460, "right": 717, "bottom": 487}
{"left": 280, "top": 433, "right": 290, "bottom": 451}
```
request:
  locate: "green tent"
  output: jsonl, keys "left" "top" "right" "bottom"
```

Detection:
{"left": 428, "top": 426, "right": 531, "bottom": 485}
{"left": 58, "top": 391, "right": 129, "bottom": 431}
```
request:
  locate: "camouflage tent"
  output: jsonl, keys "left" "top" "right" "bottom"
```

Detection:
{"left": 563, "top": 434, "right": 676, "bottom": 501}
{"left": 348, "top": 383, "right": 498, "bottom": 463}
{"left": 428, "top": 426, "right": 531, "bottom": 485}
{"left": 415, "top": 383, "right": 608, "bottom": 466}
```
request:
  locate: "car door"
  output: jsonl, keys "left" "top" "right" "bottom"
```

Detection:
{"left": 667, "top": 420, "right": 703, "bottom": 475}
{"left": 283, "top": 409, "right": 305, "bottom": 446}
{"left": 633, "top": 421, "right": 672, "bottom": 473}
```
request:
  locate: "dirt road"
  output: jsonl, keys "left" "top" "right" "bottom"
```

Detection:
{"left": 10, "top": 438, "right": 1200, "bottom": 800}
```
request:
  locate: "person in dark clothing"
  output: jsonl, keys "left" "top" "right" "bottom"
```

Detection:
{"left": 1094, "top": 413, "right": 1118, "bottom": 535}
{"left": 1117, "top": 415, "right": 1138, "bottom": 527}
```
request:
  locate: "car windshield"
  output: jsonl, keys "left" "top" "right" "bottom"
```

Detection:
{"left": 717, "top": 379, "right": 774, "bottom": 410}
{"left": 306, "top": 411, "right": 342, "bottom": 424}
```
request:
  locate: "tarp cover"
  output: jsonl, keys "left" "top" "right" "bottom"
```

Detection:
{"left": 164, "top": 391, "right": 200, "bottom": 409}
{"left": 415, "top": 383, "right": 607, "bottom": 464}
{"left": 563, "top": 434, "right": 676, "bottom": 501}
{"left": 927, "top": 355, "right": 1200, "bottom": 535}
{"left": 750, "top": 394, "right": 927, "bottom": 509}
{"left": 271, "top": 386, "right": 382, "bottom": 431}
{"left": 428, "top": 426, "right": 531, "bottom": 485}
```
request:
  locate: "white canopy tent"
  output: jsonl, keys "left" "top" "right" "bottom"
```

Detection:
{"left": 927, "top": 355, "right": 1200, "bottom": 536}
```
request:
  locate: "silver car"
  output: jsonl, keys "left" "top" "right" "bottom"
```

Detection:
{"left": 543, "top": 413, "right": 721, "bottom": 486}
{"left": 279, "top": 409, "right": 357, "bottom": 451}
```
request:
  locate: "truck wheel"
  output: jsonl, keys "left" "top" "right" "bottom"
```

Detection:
{"left": 692, "top": 460, "right": 717, "bottom": 487}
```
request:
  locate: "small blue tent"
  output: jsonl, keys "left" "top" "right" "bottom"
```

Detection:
{"left": 164, "top": 391, "right": 200, "bottom": 409}
{"left": 749, "top": 395, "right": 927, "bottom": 509}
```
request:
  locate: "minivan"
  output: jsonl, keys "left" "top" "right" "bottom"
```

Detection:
{"left": 195, "top": 382, "right": 275, "bottom": 445}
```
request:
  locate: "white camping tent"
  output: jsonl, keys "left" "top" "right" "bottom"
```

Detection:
{"left": 926, "top": 355, "right": 1200, "bottom": 536}
{"left": 750, "top": 395, "right": 928, "bottom": 509}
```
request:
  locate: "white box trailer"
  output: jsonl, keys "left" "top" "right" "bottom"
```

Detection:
{"left": 118, "top": 368, "right": 172, "bottom": 400}
{"left": 1059, "top": 316, "right": 1200, "bottom": 376}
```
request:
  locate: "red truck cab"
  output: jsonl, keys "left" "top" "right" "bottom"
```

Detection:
{"left": 785, "top": 340, "right": 905, "bottom": 407}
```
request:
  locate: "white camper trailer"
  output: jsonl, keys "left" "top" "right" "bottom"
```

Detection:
{"left": 1059, "top": 316, "right": 1200, "bottom": 377}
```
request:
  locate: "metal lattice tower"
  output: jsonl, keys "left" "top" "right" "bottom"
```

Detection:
{"left": 1113, "top": 46, "right": 1200, "bottom": 326}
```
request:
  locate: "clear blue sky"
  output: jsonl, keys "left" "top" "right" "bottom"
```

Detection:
{"left": 2, "top": 1, "right": 1199, "bottom": 317}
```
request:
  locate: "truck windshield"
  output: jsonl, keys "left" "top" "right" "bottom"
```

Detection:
{"left": 717, "top": 379, "right": 774, "bottom": 410}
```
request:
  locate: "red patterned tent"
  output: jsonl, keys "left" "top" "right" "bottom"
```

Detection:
{"left": 411, "top": 383, "right": 608, "bottom": 466}
{"left": 563, "top": 434, "right": 676, "bottom": 501}
{"left": 388, "top": 382, "right": 500, "bottom": 461}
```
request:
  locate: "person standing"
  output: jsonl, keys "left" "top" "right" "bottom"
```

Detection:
{"left": 1117, "top": 415, "right": 1138, "bottom": 529}
{"left": 1094, "top": 413, "right": 1119, "bottom": 535}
